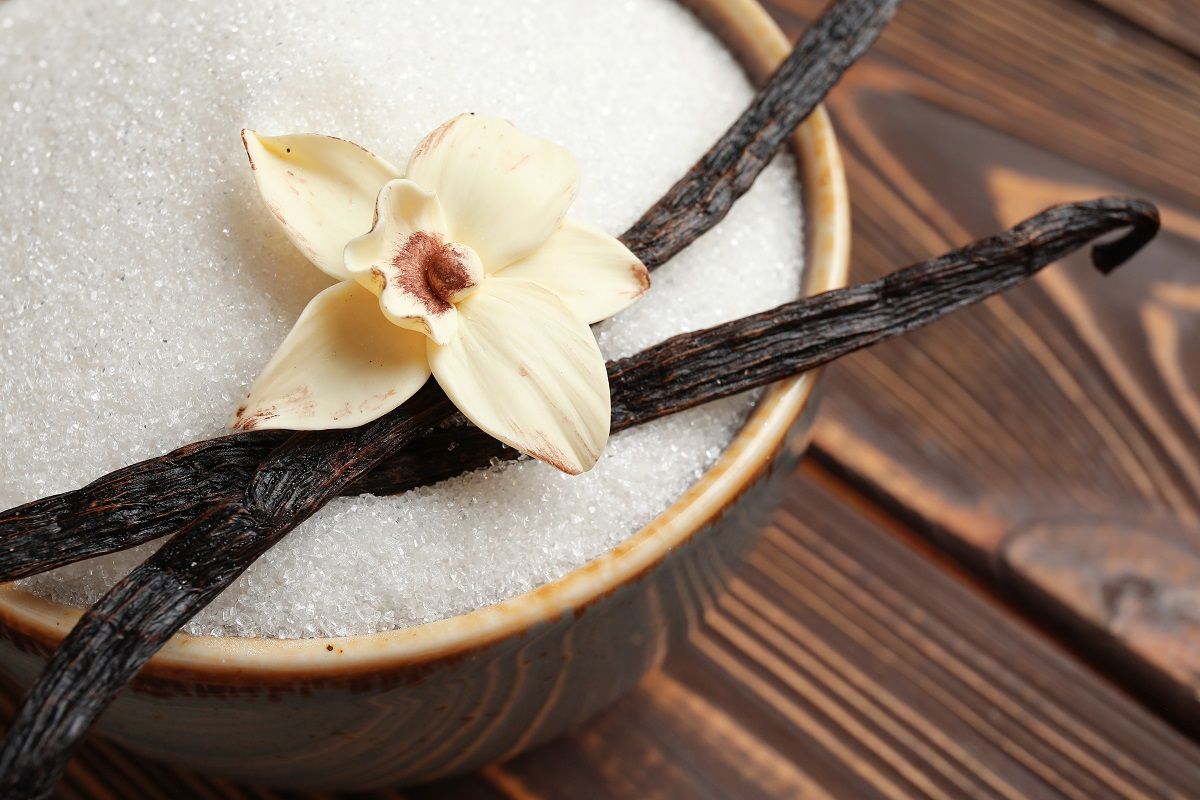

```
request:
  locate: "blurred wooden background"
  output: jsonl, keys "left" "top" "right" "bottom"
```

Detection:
{"left": 20, "top": 0, "right": 1200, "bottom": 796}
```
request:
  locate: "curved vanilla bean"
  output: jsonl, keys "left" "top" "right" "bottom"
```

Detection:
{"left": 0, "top": 198, "right": 1160, "bottom": 798}
{"left": 621, "top": 0, "right": 900, "bottom": 267}
{"left": 0, "top": 0, "right": 897, "bottom": 584}
{"left": 0, "top": 199, "right": 1161, "bottom": 583}
{"left": 610, "top": 198, "right": 1160, "bottom": 424}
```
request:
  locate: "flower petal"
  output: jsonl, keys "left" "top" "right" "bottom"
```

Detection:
{"left": 242, "top": 130, "right": 401, "bottom": 280}
{"left": 230, "top": 281, "right": 430, "bottom": 432}
{"left": 498, "top": 219, "right": 651, "bottom": 323}
{"left": 405, "top": 114, "right": 579, "bottom": 272}
{"left": 343, "top": 179, "right": 483, "bottom": 345}
{"left": 428, "top": 277, "right": 610, "bottom": 475}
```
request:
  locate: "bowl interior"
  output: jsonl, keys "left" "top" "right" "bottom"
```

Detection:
{"left": 0, "top": 0, "right": 850, "bottom": 679}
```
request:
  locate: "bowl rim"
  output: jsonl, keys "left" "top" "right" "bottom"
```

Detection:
{"left": 0, "top": 0, "right": 850, "bottom": 682}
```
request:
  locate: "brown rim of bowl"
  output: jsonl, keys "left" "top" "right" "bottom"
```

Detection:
{"left": 0, "top": 0, "right": 850, "bottom": 684}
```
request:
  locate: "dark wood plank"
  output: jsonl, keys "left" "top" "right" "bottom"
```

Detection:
{"left": 764, "top": 0, "right": 1200, "bottom": 210}
{"left": 814, "top": 77, "right": 1200, "bottom": 536}
{"left": 486, "top": 670, "right": 832, "bottom": 799}
{"left": 755, "top": 0, "right": 1200, "bottom": 729}
{"left": 819, "top": 81, "right": 1200, "bottom": 725}
{"left": 1091, "top": 0, "right": 1200, "bottom": 57}
{"left": 492, "top": 468, "right": 1200, "bottom": 799}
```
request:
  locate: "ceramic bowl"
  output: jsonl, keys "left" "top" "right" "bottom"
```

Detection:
{"left": 0, "top": 0, "right": 849, "bottom": 789}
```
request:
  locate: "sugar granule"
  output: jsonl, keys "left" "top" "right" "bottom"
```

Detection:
{"left": 0, "top": 0, "right": 804, "bottom": 638}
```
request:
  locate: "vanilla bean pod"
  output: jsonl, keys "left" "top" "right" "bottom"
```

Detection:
{"left": 0, "top": 198, "right": 1160, "bottom": 797}
{"left": 0, "top": 0, "right": 896, "bottom": 586}
{"left": 0, "top": 434, "right": 285, "bottom": 581}
{"left": 621, "top": 0, "right": 899, "bottom": 267}
{"left": 0, "top": 383, "right": 455, "bottom": 796}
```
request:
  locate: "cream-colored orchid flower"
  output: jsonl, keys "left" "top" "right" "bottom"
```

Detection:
{"left": 233, "top": 114, "right": 650, "bottom": 475}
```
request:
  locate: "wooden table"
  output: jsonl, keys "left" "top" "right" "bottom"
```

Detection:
{"left": 15, "top": 0, "right": 1200, "bottom": 796}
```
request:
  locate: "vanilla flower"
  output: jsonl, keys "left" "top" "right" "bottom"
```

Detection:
{"left": 233, "top": 114, "right": 650, "bottom": 474}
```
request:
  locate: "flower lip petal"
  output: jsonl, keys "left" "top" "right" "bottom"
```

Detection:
{"left": 242, "top": 130, "right": 401, "bottom": 280}
{"left": 344, "top": 179, "right": 480, "bottom": 345}
{"left": 498, "top": 218, "right": 650, "bottom": 323}
{"left": 377, "top": 261, "right": 461, "bottom": 345}
{"left": 405, "top": 114, "right": 580, "bottom": 273}
{"left": 427, "top": 276, "right": 610, "bottom": 475}
{"left": 230, "top": 281, "right": 430, "bottom": 432}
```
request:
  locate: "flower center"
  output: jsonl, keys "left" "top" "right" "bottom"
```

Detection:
{"left": 390, "top": 231, "right": 481, "bottom": 311}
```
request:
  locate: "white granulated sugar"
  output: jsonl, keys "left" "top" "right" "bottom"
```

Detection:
{"left": 1, "top": 0, "right": 804, "bottom": 638}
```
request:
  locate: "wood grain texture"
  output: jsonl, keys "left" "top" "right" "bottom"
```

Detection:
{"left": 762, "top": 0, "right": 1200, "bottom": 732}
{"left": 765, "top": 0, "right": 1200, "bottom": 209}
{"left": 16, "top": 468, "right": 1200, "bottom": 798}
{"left": 1091, "top": 0, "right": 1200, "bottom": 57}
